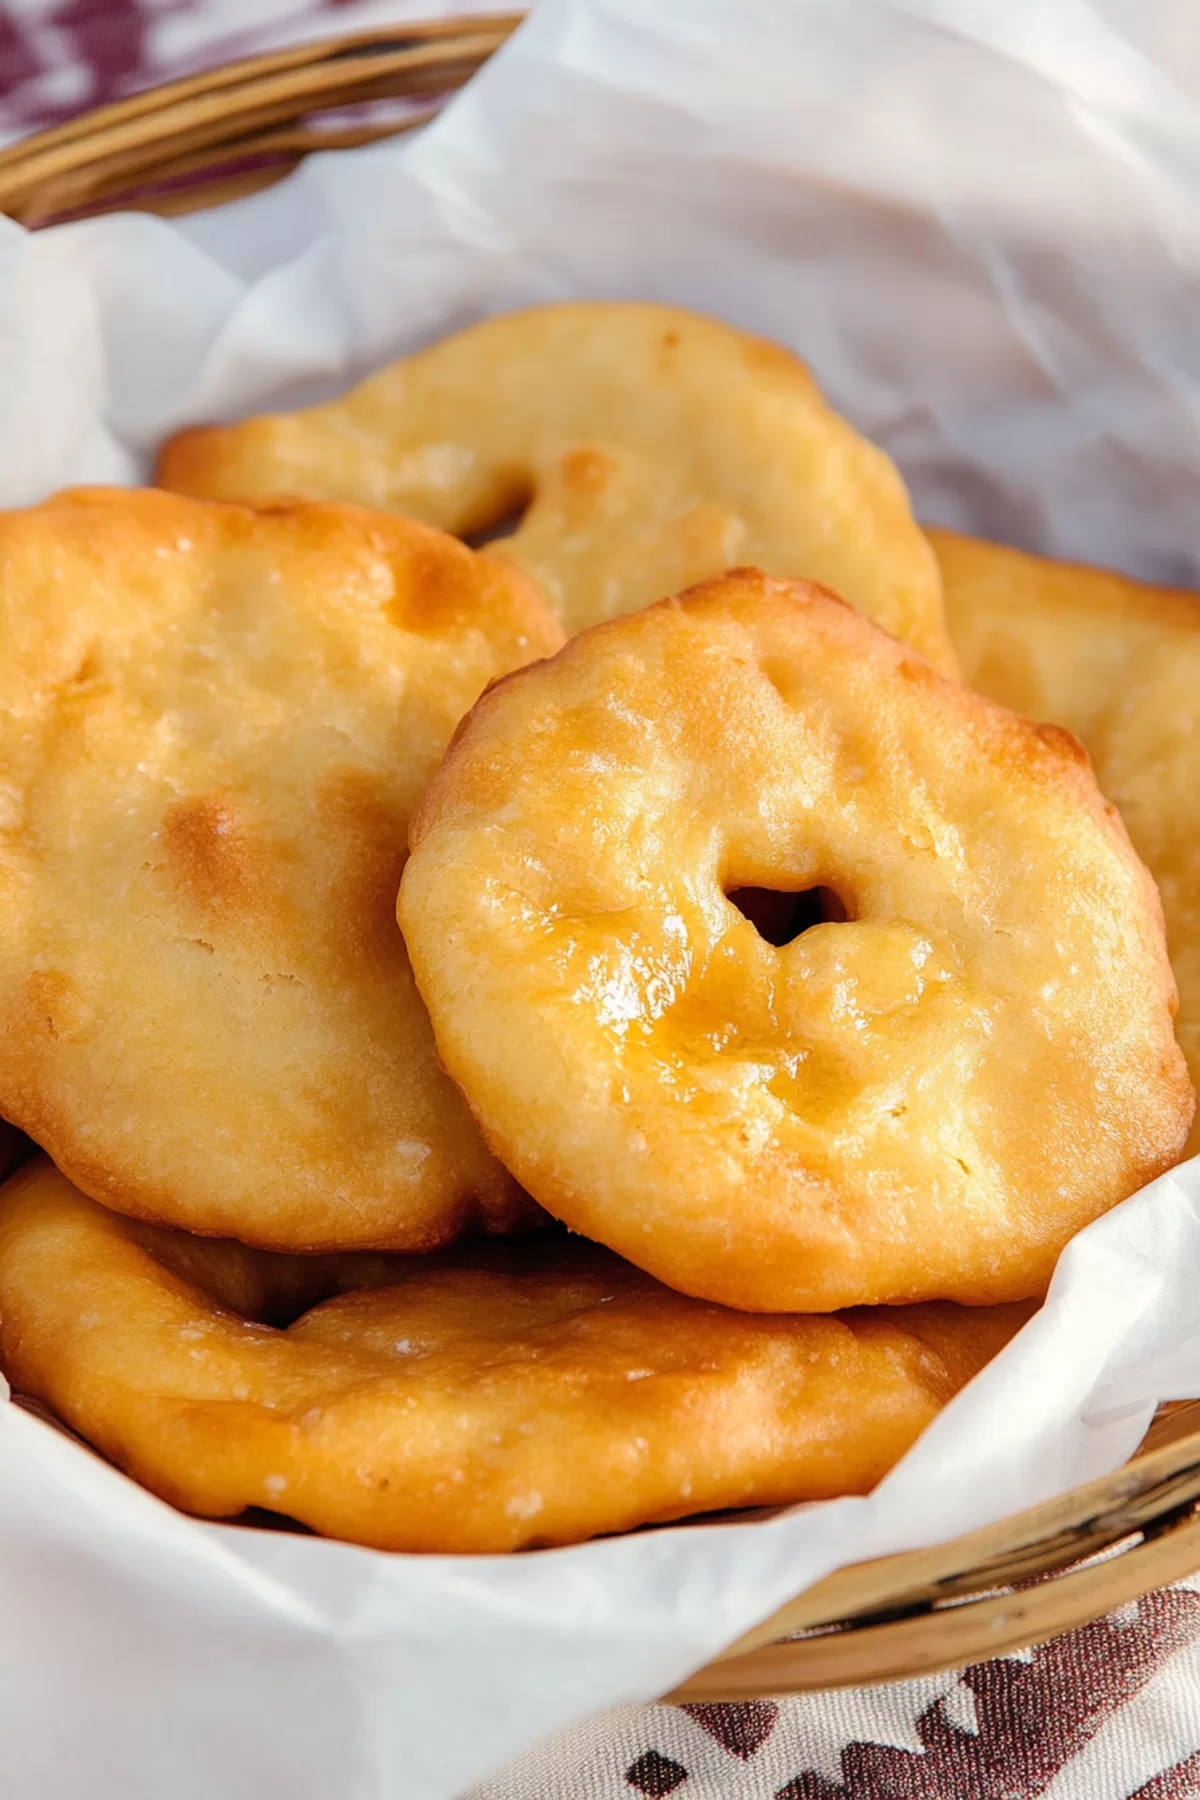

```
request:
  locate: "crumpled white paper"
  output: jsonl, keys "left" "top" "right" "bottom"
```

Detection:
{"left": 1, "top": 3, "right": 1199, "bottom": 1796}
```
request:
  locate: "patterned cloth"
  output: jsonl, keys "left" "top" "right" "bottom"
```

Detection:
{"left": 3, "top": 5, "right": 1200, "bottom": 1796}
{"left": 472, "top": 1585, "right": 1200, "bottom": 1798}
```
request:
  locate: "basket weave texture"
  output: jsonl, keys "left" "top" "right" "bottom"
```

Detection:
{"left": 1, "top": 10, "right": 1198, "bottom": 1697}
{"left": 0, "top": 13, "right": 523, "bottom": 226}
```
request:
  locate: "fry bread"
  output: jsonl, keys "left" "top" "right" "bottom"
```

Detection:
{"left": 0, "top": 489, "right": 561, "bottom": 1249}
{"left": 0, "top": 1158, "right": 1032, "bottom": 1552}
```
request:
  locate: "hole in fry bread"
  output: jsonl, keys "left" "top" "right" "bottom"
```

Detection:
{"left": 726, "top": 884, "right": 849, "bottom": 945}
{"left": 462, "top": 489, "right": 533, "bottom": 550}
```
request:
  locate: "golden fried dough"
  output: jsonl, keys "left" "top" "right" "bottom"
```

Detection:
{"left": 935, "top": 527, "right": 1200, "bottom": 1158}
{"left": 157, "top": 301, "right": 955, "bottom": 671}
{"left": 0, "top": 1158, "right": 1032, "bottom": 1552}
{"left": 0, "top": 489, "right": 562, "bottom": 1250}
{"left": 400, "top": 570, "right": 1193, "bottom": 1313}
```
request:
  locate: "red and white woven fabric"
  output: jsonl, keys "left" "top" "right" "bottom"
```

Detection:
{"left": 3, "top": 5, "right": 1200, "bottom": 1796}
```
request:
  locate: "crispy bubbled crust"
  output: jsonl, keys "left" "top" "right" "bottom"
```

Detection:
{"left": 0, "top": 488, "right": 561, "bottom": 1251}
{"left": 0, "top": 1158, "right": 1031, "bottom": 1552}
{"left": 400, "top": 569, "right": 1194, "bottom": 1313}
{"left": 157, "top": 300, "right": 956, "bottom": 671}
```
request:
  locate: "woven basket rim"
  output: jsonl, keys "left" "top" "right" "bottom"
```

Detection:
{"left": 0, "top": 12, "right": 525, "bottom": 226}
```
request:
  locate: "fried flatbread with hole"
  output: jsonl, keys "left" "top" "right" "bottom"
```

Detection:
{"left": 0, "top": 489, "right": 562, "bottom": 1249}
{"left": 157, "top": 301, "right": 955, "bottom": 670}
{"left": 400, "top": 570, "right": 1192, "bottom": 1312}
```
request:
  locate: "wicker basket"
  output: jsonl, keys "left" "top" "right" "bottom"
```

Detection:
{"left": 1, "top": 10, "right": 1198, "bottom": 1700}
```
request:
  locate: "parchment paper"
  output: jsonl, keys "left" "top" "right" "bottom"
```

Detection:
{"left": 1, "top": 3, "right": 1199, "bottom": 1795}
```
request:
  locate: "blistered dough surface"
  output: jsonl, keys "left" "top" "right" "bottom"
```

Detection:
{"left": 0, "top": 489, "right": 561, "bottom": 1248}
{"left": 401, "top": 570, "right": 1192, "bottom": 1310}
